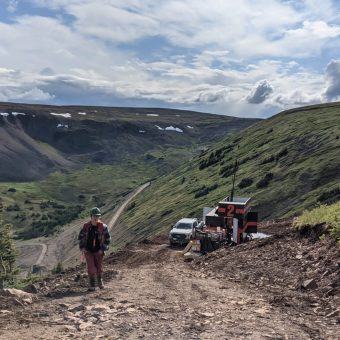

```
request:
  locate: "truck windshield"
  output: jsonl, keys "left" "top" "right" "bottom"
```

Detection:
{"left": 175, "top": 223, "right": 192, "bottom": 229}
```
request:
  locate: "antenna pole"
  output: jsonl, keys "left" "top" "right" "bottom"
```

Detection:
{"left": 230, "top": 160, "right": 238, "bottom": 201}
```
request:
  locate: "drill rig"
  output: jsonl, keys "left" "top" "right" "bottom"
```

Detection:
{"left": 194, "top": 195, "right": 258, "bottom": 253}
{"left": 188, "top": 161, "right": 258, "bottom": 254}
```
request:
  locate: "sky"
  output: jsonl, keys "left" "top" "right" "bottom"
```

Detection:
{"left": 0, "top": 0, "right": 339, "bottom": 118}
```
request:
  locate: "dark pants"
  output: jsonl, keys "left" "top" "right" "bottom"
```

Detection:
{"left": 85, "top": 251, "right": 104, "bottom": 278}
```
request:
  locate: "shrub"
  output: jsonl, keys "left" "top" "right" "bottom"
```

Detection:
{"left": 260, "top": 155, "right": 275, "bottom": 164}
{"left": 127, "top": 202, "right": 136, "bottom": 211}
{"left": 318, "top": 187, "right": 340, "bottom": 205}
{"left": 6, "top": 204, "right": 20, "bottom": 212}
{"left": 275, "top": 147, "right": 288, "bottom": 161}
{"left": 238, "top": 178, "right": 253, "bottom": 188}
{"left": 7, "top": 188, "right": 16, "bottom": 193}
{"left": 161, "top": 209, "right": 173, "bottom": 217}
{"left": 256, "top": 173, "right": 274, "bottom": 188}
{"left": 52, "top": 262, "right": 64, "bottom": 274}
{"left": 294, "top": 202, "right": 340, "bottom": 241}
{"left": 219, "top": 164, "right": 234, "bottom": 178}
{"left": 198, "top": 147, "right": 231, "bottom": 170}
{"left": 0, "top": 222, "right": 18, "bottom": 286}
{"left": 260, "top": 148, "right": 288, "bottom": 165}
{"left": 239, "top": 153, "right": 259, "bottom": 165}
{"left": 40, "top": 202, "right": 49, "bottom": 209}
{"left": 194, "top": 183, "right": 218, "bottom": 198}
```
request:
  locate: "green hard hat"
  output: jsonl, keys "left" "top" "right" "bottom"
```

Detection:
{"left": 90, "top": 207, "right": 101, "bottom": 216}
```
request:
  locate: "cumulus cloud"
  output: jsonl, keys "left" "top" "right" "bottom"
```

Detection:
{"left": 325, "top": 60, "right": 340, "bottom": 100}
{"left": 274, "top": 90, "right": 323, "bottom": 106}
{"left": 195, "top": 90, "right": 228, "bottom": 103}
{"left": 246, "top": 80, "right": 274, "bottom": 104}
{"left": 0, "top": 1, "right": 339, "bottom": 117}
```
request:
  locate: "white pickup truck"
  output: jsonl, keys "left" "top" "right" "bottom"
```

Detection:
{"left": 169, "top": 218, "right": 203, "bottom": 246}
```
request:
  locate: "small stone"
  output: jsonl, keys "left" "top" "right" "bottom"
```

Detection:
{"left": 199, "top": 312, "right": 214, "bottom": 317}
{"left": 255, "top": 308, "right": 268, "bottom": 315}
{"left": 59, "top": 303, "right": 70, "bottom": 308}
{"left": 77, "top": 321, "right": 93, "bottom": 331}
{"left": 326, "top": 309, "right": 339, "bottom": 318}
{"left": 68, "top": 304, "right": 86, "bottom": 312}
{"left": 301, "top": 278, "right": 318, "bottom": 290}
{"left": 23, "top": 284, "right": 38, "bottom": 294}
{"left": 126, "top": 307, "right": 137, "bottom": 313}
{"left": 89, "top": 304, "right": 110, "bottom": 312}
{"left": 61, "top": 325, "right": 76, "bottom": 332}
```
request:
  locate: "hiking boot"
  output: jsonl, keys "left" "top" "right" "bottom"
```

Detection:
{"left": 97, "top": 275, "right": 105, "bottom": 289}
{"left": 88, "top": 277, "right": 96, "bottom": 292}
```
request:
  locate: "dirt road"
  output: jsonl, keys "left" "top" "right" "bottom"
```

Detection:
{"left": 1, "top": 231, "right": 339, "bottom": 340}
{"left": 108, "top": 182, "right": 150, "bottom": 231}
{"left": 15, "top": 182, "right": 150, "bottom": 274}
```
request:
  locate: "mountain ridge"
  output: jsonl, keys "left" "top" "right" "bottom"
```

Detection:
{"left": 0, "top": 102, "right": 259, "bottom": 182}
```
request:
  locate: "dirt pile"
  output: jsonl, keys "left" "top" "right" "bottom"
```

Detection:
{"left": 192, "top": 219, "right": 339, "bottom": 321}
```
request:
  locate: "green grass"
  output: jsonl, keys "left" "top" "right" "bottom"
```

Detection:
{"left": 36, "top": 141, "right": 60, "bottom": 156}
{"left": 293, "top": 202, "right": 340, "bottom": 240}
{"left": 115, "top": 102, "right": 340, "bottom": 248}
{"left": 0, "top": 159, "right": 159, "bottom": 239}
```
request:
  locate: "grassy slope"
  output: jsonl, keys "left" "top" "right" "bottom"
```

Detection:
{"left": 118, "top": 102, "right": 340, "bottom": 248}
{"left": 0, "top": 103, "right": 259, "bottom": 238}
{"left": 0, "top": 160, "right": 158, "bottom": 238}
{"left": 294, "top": 202, "right": 340, "bottom": 240}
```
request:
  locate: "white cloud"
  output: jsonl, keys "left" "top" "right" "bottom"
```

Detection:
{"left": 274, "top": 90, "right": 323, "bottom": 106}
{"left": 0, "top": 1, "right": 338, "bottom": 117}
{"left": 325, "top": 59, "right": 340, "bottom": 100}
{"left": 247, "top": 80, "right": 274, "bottom": 104}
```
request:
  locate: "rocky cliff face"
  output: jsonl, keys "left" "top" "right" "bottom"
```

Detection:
{"left": 0, "top": 116, "right": 75, "bottom": 182}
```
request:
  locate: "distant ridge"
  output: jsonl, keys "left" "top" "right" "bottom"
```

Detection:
{"left": 0, "top": 102, "right": 259, "bottom": 182}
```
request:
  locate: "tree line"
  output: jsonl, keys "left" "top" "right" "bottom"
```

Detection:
{"left": 0, "top": 216, "right": 17, "bottom": 288}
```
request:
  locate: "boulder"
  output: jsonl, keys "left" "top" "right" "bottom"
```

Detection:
{"left": 0, "top": 288, "right": 35, "bottom": 304}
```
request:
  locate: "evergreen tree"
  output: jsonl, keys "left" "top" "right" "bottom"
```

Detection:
{"left": 0, "top": 219, "right": 18, "bottom": 287}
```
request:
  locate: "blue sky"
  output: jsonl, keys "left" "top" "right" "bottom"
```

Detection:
{"left": 0, "top": 0, "right": 339, "bottom": 117}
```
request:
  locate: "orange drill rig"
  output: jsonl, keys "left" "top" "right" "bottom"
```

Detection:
{"left": 191, "top": 161, "right": 258, "bottom": 254}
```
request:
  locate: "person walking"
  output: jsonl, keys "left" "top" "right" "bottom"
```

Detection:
{"left": 79, "top": 207, "right": 111, "bottom": 291}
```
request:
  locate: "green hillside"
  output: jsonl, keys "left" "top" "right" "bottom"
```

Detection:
{"left": 0, "top": 102, "right": 259, "bottom": 239}
{"left": 0, "top": 161, "right": 157, "bottom": 239}
{"left": 117, "top": 102, "right": 340, "bottom": 249}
